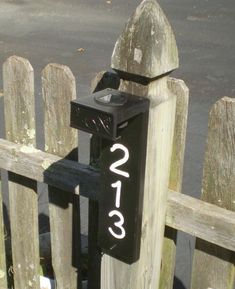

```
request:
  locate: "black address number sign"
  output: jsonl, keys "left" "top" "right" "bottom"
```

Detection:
{"left": 70, "top": 89, "right": 149, "bottom": 264}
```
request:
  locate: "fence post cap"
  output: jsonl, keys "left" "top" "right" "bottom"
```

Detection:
{"left": 111, "top": 0, "right": 179, "bottom": 80}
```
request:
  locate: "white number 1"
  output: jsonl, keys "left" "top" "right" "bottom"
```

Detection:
{"left": 111, "top": 180, "right": 122, "bottom": 208}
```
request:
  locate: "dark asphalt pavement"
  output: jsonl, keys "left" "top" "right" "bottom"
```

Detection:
{"left": 0, "top": 0, "right": 234, "bottom": 288}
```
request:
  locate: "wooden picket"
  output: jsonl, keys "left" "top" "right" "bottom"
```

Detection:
{"left": 0, "top": 1, "right": 234, "bottom": 289}
{"left": 160, "top": 78, "right": 189, "bottom": 289}
{"left": 0, "top": 59, "right": 234, "bottom": 288}
{"left": 3, "top": 56, "right": 40, "bottom": 289}
{"left": 42, "top": 63, "right": 81, "bottom": 289}
{"left": 191, "top": 97, "right": 235, "bottom": 289}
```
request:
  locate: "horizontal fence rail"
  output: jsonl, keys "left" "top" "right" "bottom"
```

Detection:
{"left": 166, "top": 190, "right": 235, "bottom": 251}
{"left": 0, "top": 0, "right": 234, "bottom": 287}
{"left": 0, "top": 138, "right": 100, "bottom": 199}
{"left": 1, "top": 137, "right": 235, "bottom": 253}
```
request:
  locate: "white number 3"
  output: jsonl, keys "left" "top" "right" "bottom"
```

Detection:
{"left": 108, "top": 210, "right": 126, "bottom": 239}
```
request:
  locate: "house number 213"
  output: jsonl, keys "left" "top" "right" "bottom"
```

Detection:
{"left": 108, "top": 143, "right": 130, "bottom": 240}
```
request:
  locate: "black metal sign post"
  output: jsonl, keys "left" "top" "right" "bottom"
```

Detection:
{"left": 99, "top": 112, "right": 149, "bottom": 263}
{"left": 71, "top": 88, "right": 149, "bottom": 264}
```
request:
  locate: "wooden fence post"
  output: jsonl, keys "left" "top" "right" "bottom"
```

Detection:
{"left": 3, "top": 56, "right": 40, "bottom": 289}
{"left": 0, "top": 174, "right": 7, "bottom": 288}
{"left": 42, "top": 63, "right": 81, "bottom": 289}
{"left": 101, "top": 1, "right": 179, "bottom": 288}
{"left": 191, "top": 97, "right": 235, "bottom": 289}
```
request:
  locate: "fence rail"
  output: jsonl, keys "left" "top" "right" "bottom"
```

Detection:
{"left": 0, "top": 0, "right": 234, "bottom": 288}
{"left": 0, "top": 138, "right": 99, "bottom": 197}
{"left": 1, "top": 136, "right": 235, "bottom": 253}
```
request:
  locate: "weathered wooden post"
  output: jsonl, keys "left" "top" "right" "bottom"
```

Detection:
{"left": 88, "top": 71, "right": 189, "bottom": 289}
{"left": 99, "top": 0, "right": 181, "bottom": 288}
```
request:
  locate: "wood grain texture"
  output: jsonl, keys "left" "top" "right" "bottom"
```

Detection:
{"left": 191, "top": 97, "right": 235, "bottom": 289}
{"left": 160, "top": 78, "right": 189, "bottom": 289}
{"left": 167, "top": 78, "right": 189, "bottom": 193}
{"left": 3, "top": 56, "right": 40, "bottom": 289}
{"left": 166, "top": 190, "right": 235, "bottom": 252}
{"left": 0, "top": 175, "right": 7, "bottom": 288}
{"left": 2, "top": 137, "right": 235, "bottom": 252}
{"left": 101, "top": 76, "right": 176, "bottom": 289}
{"left": 42, "top": 63, "right": 80, "bottom": 289}
{"left": 0, "top": 138, "right": 100, "bottom": 199}
{"left": 101, "top": 1, "right": 178, "bottom": 288}
{"left": 111, "top": 0, "right": 178, "bottom": 79}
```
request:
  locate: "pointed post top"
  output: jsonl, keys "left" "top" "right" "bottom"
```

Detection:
{"left": 111, "top": 0, "right": 178, "bottom": 82}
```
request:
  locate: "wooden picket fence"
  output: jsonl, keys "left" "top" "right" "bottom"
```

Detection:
{"left": 0, "top": 0, "right": 235, "bottom": 289}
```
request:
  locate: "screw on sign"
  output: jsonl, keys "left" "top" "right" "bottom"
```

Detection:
{"left": 70, "top": 88, "right": 149, "bottom": 264}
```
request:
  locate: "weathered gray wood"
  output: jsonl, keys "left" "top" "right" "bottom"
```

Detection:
{"left": 101, "top": 80, "right": 176, "bottom": 289}
{"left": 42, "top": 63, "right": 80, "bottom": 289}
{"left": 1, "top": 136, "right": 235, "bottom": 254}
{"left": 3, "top": 55, "right": 40, "bottom": 289}
{"left": 0, "top": 138, "right": 100, "bottom": 199}
{"left": 5, "top": 232, "right": 51, "bottom": 261}
{"left": 111, "top": 0, "right": 178, "bottom": 80}
{"left": 191, "top": 97, "right": 235, "bottom": 289}
{"left": 5, "top": 231, "right": 84, "bottom": 262}
{"left": 0, "top": 174, "right": 7, "bottom": 288}
{"left": 166, "top": 190, "right": 235, "bottom": 252}
{"left": 160, "top": 78, "right": 189, "bottom": 289}
{"left": 101, "top": 1, "right": 178, "bottom": 288}
{"left": 167, "top": 78, "right": 189, "bottom": 193}
{"left": 2, "top": 139, "right": 235, "bottom": 253}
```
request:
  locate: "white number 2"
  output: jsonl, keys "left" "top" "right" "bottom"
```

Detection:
{"left": 109, "top": 144, "right": 130, "bottom": 178}
{"left": 108, "top": 210, "right": 126, "bottom": 239}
